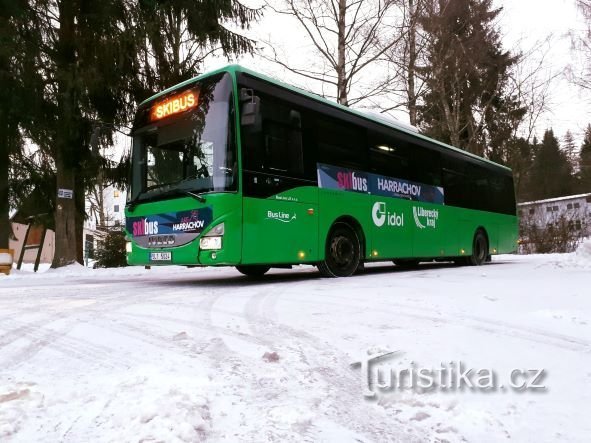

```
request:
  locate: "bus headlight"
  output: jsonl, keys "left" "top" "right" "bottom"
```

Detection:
{"left": 200, "top": 223, "right": 224, "bottom": 250}
{"left": 207, "top": 222, "right": 224, "bottom": 236}
{"left": 126, "top": 241, "right": 132, "bottom": 253}
{"left": 200, "top": 236, "right": 222, "bottom": 250}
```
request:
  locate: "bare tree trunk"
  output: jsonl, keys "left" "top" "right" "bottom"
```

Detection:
{"left": 75, "top": 173, "right": 84, "bottom": 264}
{"left": 52, "top": 150, "right": 78, "bottom": 267}
{"left": 407, "top": 0, "right": 418, "bottom": 126}
{"left": 52, "top": 0, "right": 79, "bottom": 268}
{"left": 336, "top": 0, "right": 348, "bottom": 105}
{"left": 266, "top": 0, "right": 400, "bottom": 107}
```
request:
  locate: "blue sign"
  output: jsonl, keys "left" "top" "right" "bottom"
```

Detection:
{"left": 317, "top": 163, "right": 444, "bottom": 204}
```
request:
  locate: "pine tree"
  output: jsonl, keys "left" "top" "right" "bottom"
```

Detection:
{"left": 529, "top": 129, "right": 574, "bottom": 200}
{"left": 563, "top": 130, "right": 578, "bottom": 172}
{"left": 0, "top": 2, "right": 42, "bottom": 249}
{"left": 131, "top": 1, "right": 259, "bottom": 100}
{"left": 580, "top": 125, "right": 591, "bottom": 192}
{"left": 17, "top": 0, "right": 258, "bottom": 268}
{"left": 417, "top": 0, "right": 525, "bottom": 157}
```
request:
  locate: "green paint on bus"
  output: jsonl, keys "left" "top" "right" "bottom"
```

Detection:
{"left": 125, "top": 65, "right": 518, "bottom": 277}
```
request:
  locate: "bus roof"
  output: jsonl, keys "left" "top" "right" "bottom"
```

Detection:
{"left": 140, "top": 64, "right": 511, "bottom": 172}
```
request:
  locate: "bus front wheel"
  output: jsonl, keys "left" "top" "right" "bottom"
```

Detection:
{"left": 236, "top": 265, "right": 270, "bottom": 277}
{"left": 317, "top": 222, "right": 361, "bottom": 277}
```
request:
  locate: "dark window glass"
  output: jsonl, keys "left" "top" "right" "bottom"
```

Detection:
{"left": 440, "top": 155, "right": 515, "bottom": 215}
{"left": 368, "top": 130, "right": 410, "bottom": 179}
{"left": 467, "top": 164, "right": 490, "bottom": 211}
{"left": 241, "top": 94, "right": 305, "bottom": 178}
{"left": 316, "top": 117, "right": 367, "bottom": 170}
{"left": 529, "top": 208, "right": 535, "bottom": 215}
{"left": 442, "top": 156, "right": 468, "bottom": 207}
{"left": 574, "top": 202, "right": 580, "bottom": 209}
{"left": 412, "top": 147, "right": 442, "bottom": 187}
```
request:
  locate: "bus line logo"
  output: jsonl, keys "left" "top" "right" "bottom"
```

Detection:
{"left": 267, "top": 210, "right": 297, "bottom": 223}
{"left": 372, "top": 202, "right": 404, "bottom": 228}
{"left": 413, "top": 206, "right": 439, "bottom": 229}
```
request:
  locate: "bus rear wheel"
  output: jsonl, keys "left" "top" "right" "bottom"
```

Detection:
{"left": 467, "top": 230, "right": 488, "bottom": 266}
{"left": 236, "top": 265, "right": 270, "bottom": 277}
{"left": 317, "top": 222, "right": 361, "bottom": 277}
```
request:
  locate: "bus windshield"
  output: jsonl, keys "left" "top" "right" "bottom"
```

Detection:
{"left": 129, "top": 73, "right": 236, "bottom": 204}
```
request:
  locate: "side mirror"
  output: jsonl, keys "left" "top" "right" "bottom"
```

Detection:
{"left": 239, "top": 88, "right": 261, "bottom": 130}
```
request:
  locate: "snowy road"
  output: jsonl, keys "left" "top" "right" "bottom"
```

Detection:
{"left": 1, "top": 252, "right": 590, "bottom": 442}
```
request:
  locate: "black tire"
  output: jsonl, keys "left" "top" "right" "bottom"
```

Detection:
{"left": 317, "top": 222, "right": 361, "bottom": 277}
{"left": 393, "top": 259, "right": 420, "bottom": 269}
{"left": 467, "top": 230, "right": 488, "bottom": 266}
{"left": 235, "top": 265, "right": 270, "bottom": 277}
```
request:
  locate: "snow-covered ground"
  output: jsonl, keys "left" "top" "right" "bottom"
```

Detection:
{"left": 1, "top": 245, "right": 591, "bottom": 442}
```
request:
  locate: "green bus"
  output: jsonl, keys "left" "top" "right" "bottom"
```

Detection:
{"left": 125, "top": 64, "right": 518, "bottom": 277}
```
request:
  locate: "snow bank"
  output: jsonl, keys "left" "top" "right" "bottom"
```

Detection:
{"left": 105, "top": 373, "right": 211, "bottom": 443}
{"left": 569, "top": 238, "right": 591, "bottom": 269}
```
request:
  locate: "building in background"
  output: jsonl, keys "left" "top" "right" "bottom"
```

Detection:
{"left": 518, "top": 193, "right": 591, "bottom": 253}
{"left": 84, "top": 186, "right": 127, "bottom": 265}
{"left": 10, "top": 186, "right": 127, "bottom": 269}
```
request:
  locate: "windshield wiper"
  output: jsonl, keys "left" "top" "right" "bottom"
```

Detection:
{"left": 184, "top": 191, "right": 206, "bottom": 203}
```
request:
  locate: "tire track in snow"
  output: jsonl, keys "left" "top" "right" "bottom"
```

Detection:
{"left": 0, "top": 283, "right": 198, "bottom": 369}
{"left": 241, "top": 284, "right": 428, "bottom": 443}
{"left": 288, "top": 292, "right": 591, "bottom": 353}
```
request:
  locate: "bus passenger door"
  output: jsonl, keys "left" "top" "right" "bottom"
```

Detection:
{"left": 242, "top": 174, "right": 318, "bottom": 264}
{"left": 240, "top": 94, "right": 319, "bottom": 264}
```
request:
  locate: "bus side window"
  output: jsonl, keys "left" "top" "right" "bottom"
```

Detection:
{"left": 316, "top": 117, "right": 367, "bottom": 170}
{"left": 412, "top": 146, "right": 441, "bottom": 187}
{"left": 488, "top": 173, "right": 516, "bottom": 215}
{"left": 241, "top": 94, "right": 305, "bottom": 178}
{"left": 368, "top": 131, "right": 411, "bottom": 180}
{"left": 261, "top": 98, "right": 304, "bottom": 176}
{"left": 467, "top": 163, "right": 490, "bottom": 212}
{"left": 442, "top": 156, "right": 468, "bottom": 208}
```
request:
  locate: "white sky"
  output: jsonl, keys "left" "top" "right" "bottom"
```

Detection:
{"left": 497, "top": 0, "right": 591, "bottom": 144}
{"left": 207, "top": 0, "right": 591, "bottom": 147}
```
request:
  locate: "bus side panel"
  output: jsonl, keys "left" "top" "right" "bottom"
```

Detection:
{"left": 499, "top": 217, "right": 519, "bottom": 253}
{"left": 368, "top": 196, "right": 413, "bottom": 259}
{"left": 242, "top": 187, "right": 319, "bottom": 265}
{"left": 411, "top": 201, "right": 447, "bottom": 258}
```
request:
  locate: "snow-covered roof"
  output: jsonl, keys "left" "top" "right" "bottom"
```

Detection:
{"left": 518, "top": 192, "right": 591, "bottom": 206}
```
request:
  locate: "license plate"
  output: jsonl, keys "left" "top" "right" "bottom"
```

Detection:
{"left": 150, "top": 252, "right": 171, "bottom": 261}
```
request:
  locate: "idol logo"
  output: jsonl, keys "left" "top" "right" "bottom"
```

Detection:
{"left": 132, "top": 218, "right": 159, "bottom": 236}
{"left": 337, "top": 171, "right": 368, "bottom": 192}
{"left": 372, "top": 202, "right": 404, "bottom": 228}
